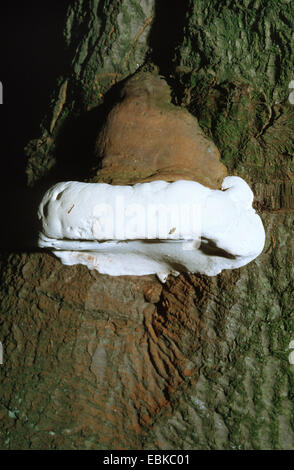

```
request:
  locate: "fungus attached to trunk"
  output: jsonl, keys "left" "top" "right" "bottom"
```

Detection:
{"left": 38, "top": 176, "right": 265, "bottom": 282}
{"left": 38, "top": 72, "right": 265, "bottom": 281}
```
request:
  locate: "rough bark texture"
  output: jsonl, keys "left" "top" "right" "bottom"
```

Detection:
{"left": 1, "top": 0, "right": 294, "bottom": 450}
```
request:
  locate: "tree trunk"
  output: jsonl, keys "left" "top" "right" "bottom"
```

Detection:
{"left": 1, "top": 0, "right": 294, "bottom": 450}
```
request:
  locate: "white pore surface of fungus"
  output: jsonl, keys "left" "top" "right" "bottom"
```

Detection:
{"left": 38, "top": 176, "right": 265, "bottom": 282}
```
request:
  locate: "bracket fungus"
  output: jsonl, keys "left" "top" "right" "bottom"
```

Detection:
{"left": 38, "top": 73, "right": 265, "bottom": 282}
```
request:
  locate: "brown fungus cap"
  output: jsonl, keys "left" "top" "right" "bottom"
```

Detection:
{"left": 93, "top": 72, "right": 227, "bottom": 189}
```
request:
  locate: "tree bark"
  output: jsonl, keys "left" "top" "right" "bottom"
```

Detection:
{"left": 0, "top": 0, "right": 294, "bottom": 450}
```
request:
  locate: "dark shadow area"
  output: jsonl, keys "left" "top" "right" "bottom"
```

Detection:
{"left": 199, "top": 237, "right": 237, "bottom": 260}
{"left": 148, "top": 0, "right": 189, "bottom": 75}
{"left": 0, "top": 1, "right": 70, "bottom": 250}
{"left": 51, "top": 77, "right": 130, "bottom": 183}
